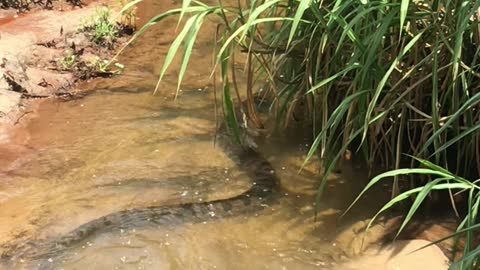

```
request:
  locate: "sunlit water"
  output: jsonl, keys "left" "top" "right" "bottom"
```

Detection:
{"left": 0, "top": 1, "right": 384, "bottom": 269}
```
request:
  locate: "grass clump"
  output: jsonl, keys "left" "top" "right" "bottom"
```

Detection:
{"left": 79, "top": 2, "right": 138, "bottom": 48}
{"left": 79, "top": 7, "right": 119, "bottom": 48}
{"left": 87, "top": 56, "right": 124, "bottom": 75}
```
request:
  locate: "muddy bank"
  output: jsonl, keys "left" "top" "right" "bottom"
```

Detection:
{"left": 0, "top": 0, "right": 130, "bottom": 141}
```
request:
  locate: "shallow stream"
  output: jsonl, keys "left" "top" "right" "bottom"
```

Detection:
{"left": 0, "top": 1, "right": 384, "bottom": 269}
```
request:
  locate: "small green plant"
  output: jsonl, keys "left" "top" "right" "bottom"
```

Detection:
{"left": 88, "top": 56, "right": 124, "bottom": 75}
{"left": 89, "top": 56, "right": 109, "bottom": 72}
{"left": 79, "top": 6, "right": 118, "bottom": 48}
{"left": 58, "top": 50, "right": 77, "bottom": 70}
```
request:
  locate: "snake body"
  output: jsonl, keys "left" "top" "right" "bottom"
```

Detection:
{"left": 1, "top": 131, "right": 280, "bottom": 268}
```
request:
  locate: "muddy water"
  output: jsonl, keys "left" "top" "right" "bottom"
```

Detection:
{"left": 0, "top": 1, "right": 383, "bottom": 269}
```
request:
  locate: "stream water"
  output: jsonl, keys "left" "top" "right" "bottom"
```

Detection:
{"left": 0, "top": 1, "right": 386, "bottom": 269}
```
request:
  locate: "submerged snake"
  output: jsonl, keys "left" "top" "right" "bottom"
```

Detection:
{"left": 1, "top": 127, "right": 281, "bottom": 268}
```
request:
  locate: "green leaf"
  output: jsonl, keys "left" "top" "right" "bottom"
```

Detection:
{"left": 303, "top": 90, "right": 369, "bottom": 169}
{"left": 179, "top": 0, "right": 194, "bottom": 25}
{"left": 153, "top": 14, "right": 198, "bottom": 94}
{"left": 306, "top": 63, "right": 361, "bottom": 94}
{"left": 420, "top": 91, "right": 480, "bottom": 154}
{"left": 396, "top": 178, "right": 446, "bottom": 238}
{"left": 287, "top": 0, "right": 312, "bottom": 47}
{"left": 239, "top": 0, "right": 283, "bottom": 43}
{"left": 362, "top": 32, "right": 423, "bottom": 142}
{"left": 364, "top": 182, "right": 470, "bottom": 234}
{"left": 175, "top": 10, "right": 212, "bottom": 97}
{"left": 344, "top": 168, "right": 455, "bottom": 216}
{"left": 399, "top": 0, "right": 409, "bottom": 35}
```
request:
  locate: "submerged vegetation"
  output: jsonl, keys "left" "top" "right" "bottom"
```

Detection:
{"left": 123, "top": 0, "right": 480, "bottom": 268}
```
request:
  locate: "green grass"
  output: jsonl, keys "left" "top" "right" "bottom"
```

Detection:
{"left": 58, "top": 50, "right": 77, "bottom": 71}
{"left": 79, "top": 7, "right": 119, "bottom": 48}
{"left": 121, "top": 0, "right": 480, "bottom": 267}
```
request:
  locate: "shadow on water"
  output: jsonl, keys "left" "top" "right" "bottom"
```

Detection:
{"left": 0, "top": 0, "right": 389, "bottom": 269}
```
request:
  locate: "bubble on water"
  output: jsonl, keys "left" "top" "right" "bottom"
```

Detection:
{"left": 208, "top": 211, "right": 215, "bottom": 217}
{"left": 181, "top": 191, "right": 188, "bottom": 196}
{"left": 120, "top": 256, "right": 127, "bottom": 263}
{"left": 165, "top": 241, "right": 170, "bottom": 246}
{"left": 47, "top": 258, "right": 53, "bottom": 263}
{"left": 282, "top": 167, "right": 286, "bottom": 170}
{"left": 270, "top": 170, "right": 275, "bottom": 174}
{"left": 194, "top": 191, "right": 200, "bottom": 195}
{"left": 120, "top": 229, "right": 125, "bottom": 234}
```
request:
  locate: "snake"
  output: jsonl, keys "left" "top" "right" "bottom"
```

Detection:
{"left": 0, "top": 126, "right": 282, "bottom": 269}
